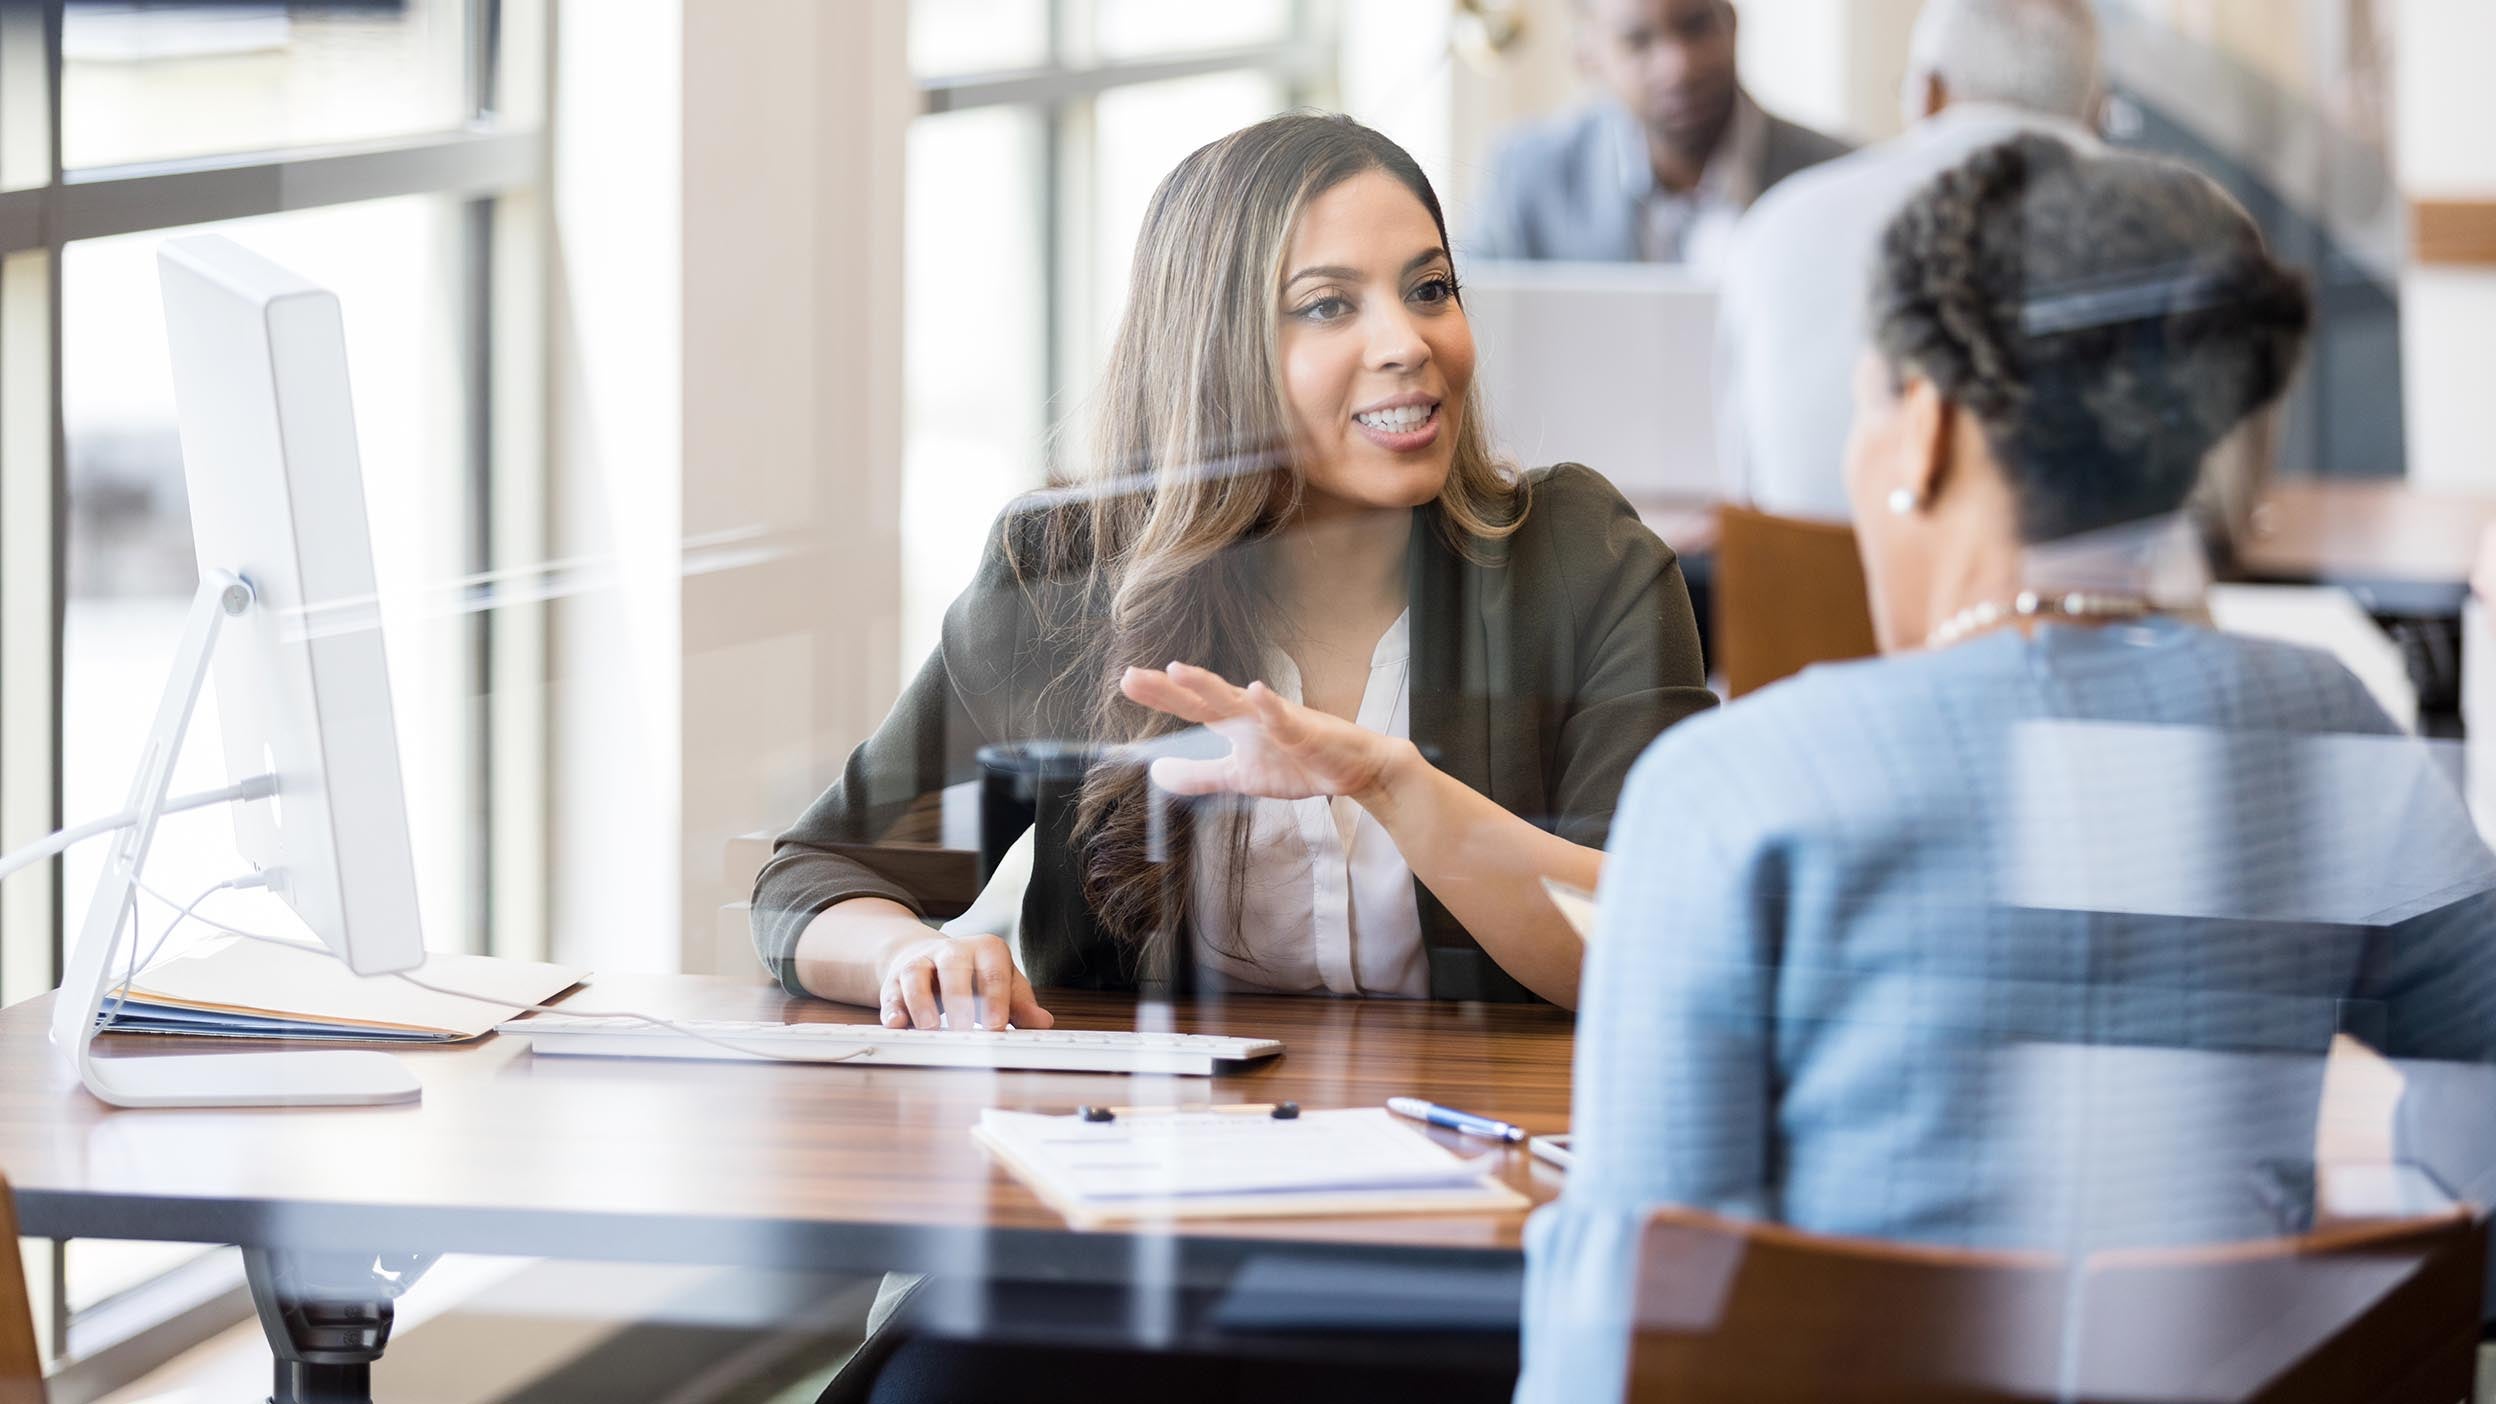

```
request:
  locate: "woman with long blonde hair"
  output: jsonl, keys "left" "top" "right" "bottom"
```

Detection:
{"left": 755, "top": 111, "right": 1714, "bottom": 1028}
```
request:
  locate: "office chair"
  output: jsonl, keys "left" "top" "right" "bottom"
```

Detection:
{"left": 1712, "top": 505, "right": 1880, "bottom": 698}
{"left": 1625, "top": 1205, "right": 2482, "bottom": 1403}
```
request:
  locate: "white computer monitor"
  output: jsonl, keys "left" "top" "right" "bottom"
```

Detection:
{"left": 160, "top": 234, "right": 427, "bottom": 974}
{"left": 1460, "top": 260, "right": 1723, "bottom": 500}
{"left": 48, "top": 234, "right": 427, "bottom": 1107}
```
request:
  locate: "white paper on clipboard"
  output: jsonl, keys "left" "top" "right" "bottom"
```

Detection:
{"left": 974, "top": 1106, "right": 1526, "bottom": 1227}
{"left": 1528, "top": 1134, "right": 1575, "bottom": 1171}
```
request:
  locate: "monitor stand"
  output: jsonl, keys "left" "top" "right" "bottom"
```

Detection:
{"left": 48, "top": 571, "right": 421, "bottom": 1109}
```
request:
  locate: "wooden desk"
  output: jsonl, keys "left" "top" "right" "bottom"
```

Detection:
{"left": 2236, "top": 481, "right": 2496, "bottom": 617}
{"left": 0, "top": 977, "right": 1571, "bottom": 1390}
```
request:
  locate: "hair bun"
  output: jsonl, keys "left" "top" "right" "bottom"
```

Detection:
{"left": 1870, "top": 135, "right": 2314, "bottom": 543}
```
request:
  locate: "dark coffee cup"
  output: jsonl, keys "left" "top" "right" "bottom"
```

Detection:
{"left": 974, "top": 742, "right": 1102, "bottom": 882}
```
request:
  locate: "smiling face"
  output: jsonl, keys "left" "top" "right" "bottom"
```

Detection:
{"left": 1275, "top": 169, "right": 1475, "bottom": 519}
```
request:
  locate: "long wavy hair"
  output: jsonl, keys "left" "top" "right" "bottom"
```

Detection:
{"left": 1014, "top": 111, "right": 1523, "bottom": 973}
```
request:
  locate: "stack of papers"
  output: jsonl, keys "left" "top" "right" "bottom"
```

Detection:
{"left": 99, "top": 936, "right": 585, "bottom": 1043}
{"left": 974, "top": 1106, "right": 1528, "bottom": 1227}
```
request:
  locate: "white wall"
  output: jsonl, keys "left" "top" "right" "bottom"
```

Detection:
{"left": 2395, "top": 1, "right": 2496, "bottom": 197}
{"left": 549, "top": 0, "right": 683, "bottom": 973}
{"left": 679, "top": 0, "right": 909, "bottom": 973}
{"left": 1728, "top": 0, "right": 1926, "bottom": 143}
{"left": 1734, "top": 0, "right": 1854, "bottom": 135}
{"left": 549, "top": 0, "right": 908, "bottom": 974}
{"left": 2395, "top": 0, "right": 2496, "bottom": 496}
{"left": 1445, "top": 0, "right": 1582, "bottom": 222}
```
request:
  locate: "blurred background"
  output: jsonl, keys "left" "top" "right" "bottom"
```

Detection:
{"left": 2, "top": 1, "right": 2491, "bottom": 1395}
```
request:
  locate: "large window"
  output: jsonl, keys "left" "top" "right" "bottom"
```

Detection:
{"left": 0, "top": 0, "right": 546, "bottom": 1385}
{"left": 898, "top": 0, "right": 1330, "bottom": 670}
{"left": 61, "top": 196, "right": 485, "bottom": 967}
{"left": 61, "top": 0, "right": 475, "bottom": 168}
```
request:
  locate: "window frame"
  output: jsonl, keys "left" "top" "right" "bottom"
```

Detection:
{"left": 911, "top": 0, "right": 1337, "bottom": 465}
{"left": 0, "top": 0, "right": 550, "bottom": 1386}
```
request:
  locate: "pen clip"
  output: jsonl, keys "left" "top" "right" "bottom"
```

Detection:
{"left": 1069, "top": 1102, "right": 1305, "bottom": 1123}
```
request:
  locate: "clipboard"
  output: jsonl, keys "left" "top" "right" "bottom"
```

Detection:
{"left": 1528, "top": 1133, "right": 1574, "bottom": 1171}
{"left": 974, "top": 1105, "right": 1529, "bottom": 1229}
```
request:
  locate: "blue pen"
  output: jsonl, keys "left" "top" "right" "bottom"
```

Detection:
{"left": 1387, "top": 1096, "right": 1528, "bottom": 1144}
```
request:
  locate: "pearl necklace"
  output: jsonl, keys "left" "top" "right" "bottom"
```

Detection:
{"left": 1925, "top": 589, "right": 2154, "bottom": 649}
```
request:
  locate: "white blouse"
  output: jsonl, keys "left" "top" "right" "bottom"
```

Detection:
{"left": 1188, "top": 611, "right": 1427, "bottom": 998}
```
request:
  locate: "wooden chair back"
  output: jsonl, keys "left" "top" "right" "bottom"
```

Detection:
{"left": 0, "top": 1174, "right": 45, "bottom": 1404}
{"left": 1713, "top": 504, "right": 1880, "bottom": 698}
{"left": 1626, "top": 1206, "right": 2482, "bottom": 1404}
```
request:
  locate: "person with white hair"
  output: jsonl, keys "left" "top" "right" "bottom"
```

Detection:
{"left": 1717, "top": 0, "right": 2102, "bottom": 521}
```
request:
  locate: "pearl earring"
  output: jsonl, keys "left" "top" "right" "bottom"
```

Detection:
{"left": 1887, "top": 487, "right": 1919, "bottom": 517}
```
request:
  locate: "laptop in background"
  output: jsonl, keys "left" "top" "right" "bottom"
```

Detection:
{"left": 1459, "top": 259, "right": 1723, "bottom": 500}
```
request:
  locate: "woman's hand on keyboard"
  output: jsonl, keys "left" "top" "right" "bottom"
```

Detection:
{"left": 879, "top": 932, "right": 1053, "bottom": 1032}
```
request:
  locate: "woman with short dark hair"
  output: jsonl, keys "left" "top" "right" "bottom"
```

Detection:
{"left": 1519, "top": 133, "right": 2496, "bottom": 1402}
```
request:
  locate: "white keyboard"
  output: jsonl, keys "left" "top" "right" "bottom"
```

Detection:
{"left": 496, "top": 1015, "right": 1285, "bottom": 1077}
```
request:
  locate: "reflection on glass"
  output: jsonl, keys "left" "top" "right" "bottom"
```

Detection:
{"left": 2096, "top": 0, "right": 2404, "bottom": 481}
{"left": 61, "top": 198, "right": 478, "bottom": 970}
{"left": 908, "top": 0, "right": 1052, "bottom": 78}
{"left": 903, "top": 106, "right": 1049, "bottom": 673}
{"left": 61, "top": 0, "right": 468, "bottom": 169}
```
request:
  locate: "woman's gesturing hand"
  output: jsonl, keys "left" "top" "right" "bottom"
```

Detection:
{"left": 1119, "top": 660, "right": 1414, "bottom": 803}
{"left": 878, "top": 933, "right": 1053, "bottom": 1031}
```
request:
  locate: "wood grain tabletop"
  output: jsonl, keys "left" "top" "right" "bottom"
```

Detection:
{"left": 0, "top": 975, "right": 1575, "bottom": 1279}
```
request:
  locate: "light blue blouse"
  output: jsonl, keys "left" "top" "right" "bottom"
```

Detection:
{"left": 1517, "top": 619, "right": 2496, "bottom": 1403}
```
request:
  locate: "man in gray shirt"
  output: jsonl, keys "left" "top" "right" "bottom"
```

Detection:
{"left": 1719, "top": 0, "right": 2103, "bottom": 520}
{"left": 1470, "top": 0, "right": 1851, "bottom": 273}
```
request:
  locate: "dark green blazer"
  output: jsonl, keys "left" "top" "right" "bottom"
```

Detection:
{"left": 752, "top": 464, "right": 1716, "bottom": 1003}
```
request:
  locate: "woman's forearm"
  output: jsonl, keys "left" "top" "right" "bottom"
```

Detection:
{"left": 789, "top": 897, "right": 937, "bottom": 1006}
{"left": 1354, "top": 740, "right": 1598, "bottom": 1007}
